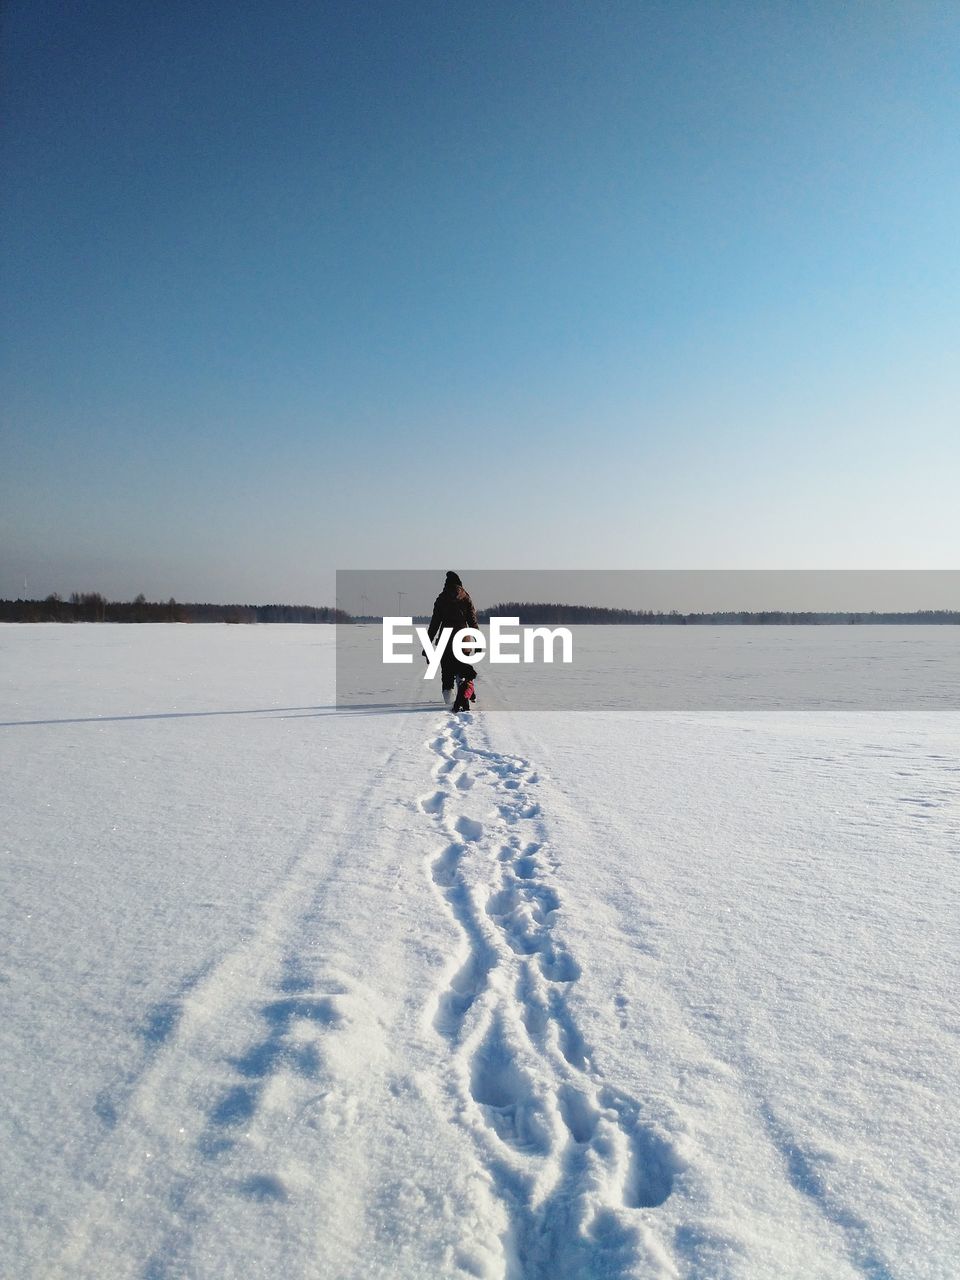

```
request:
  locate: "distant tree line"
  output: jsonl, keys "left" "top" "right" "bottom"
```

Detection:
{"left": 0, "top": 593, "right": 348, "bottom": 624}
{"left": 4, "top": 595, "right": 958, "bottom": 625}
{"left": 478, "top": 602, "right": 960, "bottom": 625}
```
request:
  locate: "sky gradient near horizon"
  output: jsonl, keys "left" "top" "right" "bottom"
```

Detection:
{"left": 2, "top": 1, "right": 959, "bottom": 605}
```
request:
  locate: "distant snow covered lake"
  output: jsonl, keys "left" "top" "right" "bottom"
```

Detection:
{"left": 1, "top": 623, "right": 958, "bottom": 1279}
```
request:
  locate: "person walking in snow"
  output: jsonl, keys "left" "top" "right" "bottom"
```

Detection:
{"left": 424, "top": 571, "right": 478, "bottom": 711}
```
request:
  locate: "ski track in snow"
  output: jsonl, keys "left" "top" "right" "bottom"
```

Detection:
{"left": 44, "top": 736, "right": 407, "bottom": 1280}
{"left": 419, "top": 713, "right": 683, "bottom": 1280}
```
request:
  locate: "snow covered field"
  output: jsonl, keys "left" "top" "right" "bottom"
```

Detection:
{"left": 1, "top": 624, "right": 958, "bottom": 1279}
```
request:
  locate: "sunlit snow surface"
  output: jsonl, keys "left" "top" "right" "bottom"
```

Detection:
{"left": 1, "top": 624, "right": 958, "bottom": 1279}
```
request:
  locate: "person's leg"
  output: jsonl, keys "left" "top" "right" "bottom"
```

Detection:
{"left": 440, "top": 652, "right": 456, "bottom": 705}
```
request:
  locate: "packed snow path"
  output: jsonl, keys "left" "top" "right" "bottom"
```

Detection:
{"left": 2, "top": 625, "right": 958, "bottom": 1279}
{"left": 419, "top": 714, "right": 681, "bottom": 1278}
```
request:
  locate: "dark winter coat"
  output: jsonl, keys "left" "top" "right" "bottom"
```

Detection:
{"left": 426, "top": 584, "right": 478, "bottom": 644}
{"left": 426, "top": 583, "right": 479, "bottom": 688}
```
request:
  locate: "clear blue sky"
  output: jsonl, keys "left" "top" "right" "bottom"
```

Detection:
{"left": 2, "top": 0, "right": 958, "bottom": 604}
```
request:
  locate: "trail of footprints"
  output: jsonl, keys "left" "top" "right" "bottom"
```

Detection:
{"left": 420, "top": 716, "right": 679, "bottom": 1279}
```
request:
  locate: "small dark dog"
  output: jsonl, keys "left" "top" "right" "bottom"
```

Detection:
{"left": 451, "top": 675, "right": 476, "bottom": 713}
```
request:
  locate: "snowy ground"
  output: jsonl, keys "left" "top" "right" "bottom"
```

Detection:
{"left": 1, "top": 624, "right": 958, "bottom": 1279}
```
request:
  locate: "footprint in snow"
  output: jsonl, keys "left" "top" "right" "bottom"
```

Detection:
{"left": 432, "top": 843, "right": 465, "bottom": 888}
{"left": 456, "top": 815, "right": 484, "bottom": 842}
{"left": 418, "top": 790, "right": 446, "bottom": 814}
